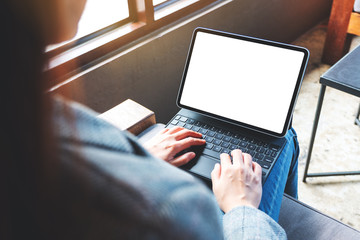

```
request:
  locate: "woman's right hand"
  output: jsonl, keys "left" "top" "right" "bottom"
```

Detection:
{"left": 143, "top": 126, "right": 205, "bottom": 167}
{"left": 211, "top": 149, "right": 262, "bottom": 213}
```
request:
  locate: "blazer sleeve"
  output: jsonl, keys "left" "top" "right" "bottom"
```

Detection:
{"left": 223, "top": 206, "right": 287, "bottom": 240}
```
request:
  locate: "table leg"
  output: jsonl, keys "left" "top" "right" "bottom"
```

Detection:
{"left": 302, "top": 85, "right": 326, "bottom": 183}
{"left": 303, "top": 86, "right": 360, "bottom": 182}
{"left": 355, "top": 103, "right": 360, "bottom": 126}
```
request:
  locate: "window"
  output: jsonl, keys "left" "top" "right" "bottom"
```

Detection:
{"left": 46, "top": 0, "right": 220, "bottom": 88}
{"left": 77, "top": 0, "right": 129, "bottom": 40}
{"left": 46, "top": 0, "right": 131, "bottom": 54}
{"left": 153, "top": 0, "right": 168, "bottom": 6}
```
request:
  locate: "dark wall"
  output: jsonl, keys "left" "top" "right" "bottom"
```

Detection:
{"left": 54, "top": 0, "right": 332, "bottom": 123}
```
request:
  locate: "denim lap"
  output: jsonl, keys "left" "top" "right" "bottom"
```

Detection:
{"left": 258, "top": 128, "right": 299, "bottom": 221}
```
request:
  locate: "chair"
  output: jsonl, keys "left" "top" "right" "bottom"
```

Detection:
{"left": 322, "top": 0, "right": 360, "bottom": 65}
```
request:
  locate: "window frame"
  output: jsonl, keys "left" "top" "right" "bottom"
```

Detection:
{"left": 45, "top": 0, "right": 219, "bottom": 89}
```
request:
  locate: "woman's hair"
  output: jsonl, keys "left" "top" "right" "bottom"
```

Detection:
{"left": 0, "top": 2, "right": 176, "bottom": 239}
{"left": 0, "top": 1, "right": 54, "bottom": 238}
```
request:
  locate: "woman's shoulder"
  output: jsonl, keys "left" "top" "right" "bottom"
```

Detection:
{"left": 59, "top": 134, "right": 223, "bottom": 239}
{"left": 52, "top": 95, "right": 142, "bottom": 153}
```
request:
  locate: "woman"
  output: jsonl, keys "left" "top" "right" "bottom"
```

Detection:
{"left": 1, "top": 0, "right": 298, "bottom": 239}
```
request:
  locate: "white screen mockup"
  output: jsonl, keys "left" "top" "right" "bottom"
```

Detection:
{"left": 179, "top": 31, "right": 305, "bottom": 135}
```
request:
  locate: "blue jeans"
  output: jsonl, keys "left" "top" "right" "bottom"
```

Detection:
{"left": 259, "top": 127, "right": 299, "bottom": 221}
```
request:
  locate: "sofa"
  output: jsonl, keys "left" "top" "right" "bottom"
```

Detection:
{"left": 100, "top": 99, "right": 360, "bottom": 240}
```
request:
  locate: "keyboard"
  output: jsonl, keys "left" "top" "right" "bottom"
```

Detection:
{"left": 167, "top": 114, "right": 282, "bottom": 174}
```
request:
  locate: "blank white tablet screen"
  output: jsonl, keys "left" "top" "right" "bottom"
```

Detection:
{"left": 179, "top": 31, "right": 305, "bottom": 134}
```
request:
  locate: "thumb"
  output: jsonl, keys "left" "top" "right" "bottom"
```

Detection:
{"left": 211, "top": 163, "right": 221, "bottom": 184}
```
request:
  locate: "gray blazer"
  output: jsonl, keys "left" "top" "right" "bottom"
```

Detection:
{"left": 53, "top": 97, "right": 286, "bottom": 239}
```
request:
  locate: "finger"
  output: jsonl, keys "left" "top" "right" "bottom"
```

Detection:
{"left": 167, "top": 126, "right": 184, "bottom": 134}
{"left": 231, "top": 149, "right": 243, "bottom": 167}
{"left": 211, "top": 163, "right": 221, "bottom": 185}
{"left": 170, "top": 152, "right": 196, "bottom": 167}
{"left": 243, "top": 153, "right": 253, "bottom": 170}
{"left": 220, "top": 153, "right": 232, "bottom": 168}
{"left": 159, "top": 128, "right": 170, "bottom": 134}
{"left": 173, "top": 137, "right": 206, "bottom": 153}
{"left": 253, "top": 162, "right": 263, "bottom": 184}
{"left": 252, "top": 162, "right": 262, "bottom": 176}
{"left": 174, "top": 129, "right": 203, "bottom": 140}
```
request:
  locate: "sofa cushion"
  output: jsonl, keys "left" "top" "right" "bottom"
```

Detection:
{"left": 279, "top": 194, "right": 360, "bottom": 240}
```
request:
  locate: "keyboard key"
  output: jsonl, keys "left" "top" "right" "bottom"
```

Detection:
{"left": 171, "top": 119, "right": 179, "bottom": 125}
{"left": 270, "top": 144, "right": 280, "bottom": 152}
{"left": 255, "top": 153, "right": 265, "bottom": 161}
{"left": 186, "top": 118, "right": 195, "bottom": 124}
{"left": 190, "top": 126, "right": 198, "bottom": 132}
{"left": 271, "top": 151, "right": 277, "bottom": 158}
{"left": 207, "top": 131, "right": 216, "bottom": 137}
{"left": 231, "top": 139, "right": 240, "bottom": 145}
{"left": 248, "top": 150, "right": 255, "bottom": 156}
{"left": 264, "top": 157, "right": 274, "bottom": 163}
{"left": 262, "top": 163, "right": 270, "bottom": 169}
{"left": 225, "top": 131, "right": 232, "bottom": 136}
{"left": 210, "top": 126, "right": 218, "bottom": 132}
{"left": 239, "top": 147, "right": 246, "bottom": 152}
{"left": 213, "top": 146, "right": 222, "bottom": 152}
{"left": 265, "top": 149, "right": 272, "bottom": 156}
{"left": 202, "top": 124, "right": 210, "bottom": 129}
{"left": 205, "top": 143, "right": 214, "bottom": 150}
{"left": 200, "top": 129, "right": 208, "bottom": 135}
{"left": 204, "top": 136, "right": 214, "bottom": 143}
{"left": 215, "top": 133, "right": 224, "bottom": 140}
{"left": 175, "top": 115, "right": 181, "bottom": 120}
{"left": 256, "top": 146, "right": 265, "bottom": 153}
{"left": 213, "top": 139, "right": 222, "bottom": 146}
{"left": 221, "top": 142, "right": 230, "bottom": 148}
{"left": 248, "top": 144, "right": 257, "bottom": 150}
{"left": 167, "top": 124, "right": 176, "bottom": 129}
{"left": 223, "top": 136, "right": 231, "bottom": 142}
{"left": 241, "top": 136, "right": 249, "bottom": 141}
{"left": 221, "top": 149, "right": 231, "bottom": 154}
{"left": 195, "top": 121, "right": 203, "bottom": 127}
{"left": 240, "top": 142, "right": 248, "bottom": 148}
{"left": 179, "top": 116, "right": 188, "bottom": 122}
{"left": 177, "top": 122, "right": 185, "bottom": 127}
{"left": 230, "top": 145, "right": 237, "bottom": 150}
{"left": 184, "top": 124, "right": 192, "bottom": 129}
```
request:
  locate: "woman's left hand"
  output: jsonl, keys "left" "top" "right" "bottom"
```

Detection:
{"left": 143, "top": 126, "right": 205, "bottom": 167}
